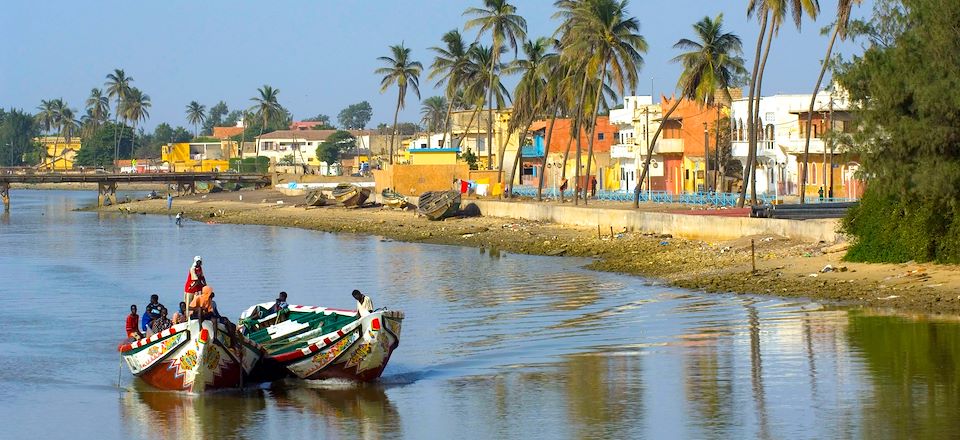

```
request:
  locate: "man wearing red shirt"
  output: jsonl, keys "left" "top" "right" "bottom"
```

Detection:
{"left": 126, "top": 304, "right": 142, "bottom": 341}
{"left": 184, "top": 256, "right": 206, "bottom": 318}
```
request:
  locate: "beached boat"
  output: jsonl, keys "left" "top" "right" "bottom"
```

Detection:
{"left": 305, "top": 189, "right": 330, "bottom": 207}
{"left": 117, "top": 319, "right": 262, "bottom": 392}
{"left": 381, "top": 188, "right": 409, "bottom": 209}
{"left": 238, "top": 304, "right": 404, "bottom": 382}
{"left": 332, "top": 183, "right": 371, "bottom": 207}
{"left": 417, "top": 190, "right": 461, "bottom": 220}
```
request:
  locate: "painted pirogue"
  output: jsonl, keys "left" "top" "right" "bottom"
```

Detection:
{"left": 238, "top": 304, "right": 404, "bottom": 382}
{"left": 305, "top": 189, "right": 330, "bottom": 207}
{"left": 118, "top": 319, "right": 263, "bottom": 392}
{"left": 381, "top": 188, "right": 409, "bottom": 209}
{"left": 331, "top": 183, "right": 371, "bottom": 207}
{"left": 417, "top": 190, "right": 461, "bottom": 220}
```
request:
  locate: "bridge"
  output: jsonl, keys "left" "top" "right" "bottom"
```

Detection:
{"left": 0, "top": 172, "right": 271, "bottom": 209}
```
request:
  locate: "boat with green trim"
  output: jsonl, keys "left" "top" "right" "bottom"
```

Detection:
{"left": 238, "top": 303, "right": 404, "bottom": 382}
{"left": 332, "top": 183, "right": 371, "bottom": 207}
{"left": 117, "top": 319, "right": 262, "bottom": 392}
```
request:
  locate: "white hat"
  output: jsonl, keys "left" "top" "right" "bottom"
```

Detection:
{"left": 194, "top": 256, "right": 202, "bottom": 263}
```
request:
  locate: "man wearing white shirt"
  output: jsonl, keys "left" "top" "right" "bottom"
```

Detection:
{"left": 352, "top": 289, "right": 374, "bottom": 317}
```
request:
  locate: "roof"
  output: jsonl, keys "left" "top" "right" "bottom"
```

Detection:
{"left": 212, "top": 126, "right": 245, "bottom": 139}
{"left": 259, "top": 129, "right": 375, "bottom": 141}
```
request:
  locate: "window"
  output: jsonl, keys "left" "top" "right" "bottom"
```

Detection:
{"left": 598, "top": 133, "right": 605, "bottom": 141}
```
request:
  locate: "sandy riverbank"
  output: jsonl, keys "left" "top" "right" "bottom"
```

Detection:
{"left": 12, "top": 182, "right": 169, "bottom": 191}
{"left": 86, "top": 189, "right": 960, "bottom": 314}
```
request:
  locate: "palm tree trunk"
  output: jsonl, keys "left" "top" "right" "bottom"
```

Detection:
{"left": 507, "top": 119, "right": 533, "bottom": 198}
{"left": 496, "top": 122, "right": 511, "bottom": 186}
{"left": 536, "top": 100, "right": 562, "bottom": 201}
{"left": 634, "top": 98, "right": 682, "bottom": 208}
{"left": 486, "top": 46, "right": 498, "bottom": 171}
{"left": 559, "top": 130, "right": 574, "bottom": 203}
{"left": 737, "top": 12, "right": 769, "bottom": 208}
{"left": 113, "top": 100, "right": 122, "bottom": 172}
{"left": 389, "top": 91, "right": 402, "bottom": 165}
{"left": 583, "top": 58, "right": 609, "bottom": 205}
{"left": 715, "top": 106, "right": 722, "bottom": 191}
{"left": 800, "top": 24, "right": 840, "bottom": 204}
{"left": 443, "top": 93, "right": 455, "bottom": 149}
{"left": 573, "top": 74, "right": 590, "bottom": 206}
{"left": 750, "top": 26, "right": 775, "bottom": 205}
{"left": 51, "top": 133, "right": 61, "bottom": 171}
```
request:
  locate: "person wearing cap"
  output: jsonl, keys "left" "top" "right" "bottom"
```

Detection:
{"left": 352, "top": 290, "right": 374, "bottom": 317}
{"left": 184, "top": 256, "right": 206, "bottom": 318}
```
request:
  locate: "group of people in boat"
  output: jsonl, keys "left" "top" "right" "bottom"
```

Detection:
{"left": 123, "top": 255, "right": 377, "bottom": 341}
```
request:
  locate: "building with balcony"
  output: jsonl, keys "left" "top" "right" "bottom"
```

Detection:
{"left": 730, "top": 88, "right": 860, "bottom": 198}
{"left": 528, "top": 116, "right": 616, "bottom": 191}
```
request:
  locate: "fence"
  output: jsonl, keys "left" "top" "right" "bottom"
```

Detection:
{"left": 509, "top": 185, "right": 775, "bottom": 207}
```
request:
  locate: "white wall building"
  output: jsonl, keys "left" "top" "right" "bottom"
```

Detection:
{"left": 608, "top": 95, "right": 670, "bottom": 192}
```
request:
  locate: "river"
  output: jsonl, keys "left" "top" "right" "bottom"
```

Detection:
{"left": 1, "top": 190, "right": 959, "bottom": 439}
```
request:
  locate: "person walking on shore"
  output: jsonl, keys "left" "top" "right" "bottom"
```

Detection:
{"left": 175, "top": 211, "right": 183, "bottom": 226}
{"left": 167, "top": 193, "right": 173, "bottom": 211}
{"left": 184, "top": 256, "right": 206, "bottom": 318}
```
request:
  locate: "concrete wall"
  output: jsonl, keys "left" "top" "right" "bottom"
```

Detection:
{"left": 374, "top": 164, "right": 469, "bottom": 196}
{"left": 468, "top": 200, "right": 839, "bottom": 243}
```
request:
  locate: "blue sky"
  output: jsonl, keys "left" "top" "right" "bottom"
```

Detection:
{"left": 0, "top": 0, "right": 871, "bottom": 131}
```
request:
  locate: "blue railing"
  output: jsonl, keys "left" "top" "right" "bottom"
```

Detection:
{"left": 509, "top": 185, "right": 778, "bottom": 206}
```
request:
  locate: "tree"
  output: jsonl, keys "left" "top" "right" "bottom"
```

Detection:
{"left": 420, "top": 96, "right": 448, "bottom": 134}
{"left": 316, "top": 130, "right": 356, "bottom": 175}
{"left": 506, "top": 37, "right": 557, "bottom": 196}
{"left": 337, "top": 101, "right": 373, "bottom": 130}
{"left": 838, "top": 0, "right": 960, "bottom": 262}
{"left": 799, "top": 0, "right": 861, "bottom": 203}
{"left": 461, "top": 147, "right": 480, "bottom": 170}
{"left": 535, "top": 40, "right": 574, "bottom": 201}
{"left": 123, "top": 88, "right": 151, "bottom": 160}
{"left": 84, "top": 88, "right": 110, "bottom": 136}
{"left": 223, "top": 110, "right": 244, "bottom": 127}
{"left": 464, "top": 0, "right": 527, "bottom": 171}
{"left": 249, "top": 85, "right": 282, "bottom": 158}
{"left": 636, "top": 14, "right": 745, "bottom": 208}
{"left": 430, "top": 29, "right": 475, "bottom": 149}
{"left": 559, "top": 0, "right": 648, "bottom": 204}
{"left": 185, "top": 101, "right": 207, "bottom": 138}
{"left": 76, "top": 122, "right": 133, "bottom": 167}
{"left": 203, "top": 101, "right": 228, "bottom": 134}
{"left": 0, "top": 109, "right": 41, "bottom": 166}
{"left": 105, "top": 69, "right": 133, "bottom": 169}
{"left": 461, "top": 44, "right": 512, "bottom": 170}
{"left": 739, "top": 0, "right": 820, "bottom": 207}
{"left": 375, "top": 43, "right": 422, "bottom": 164}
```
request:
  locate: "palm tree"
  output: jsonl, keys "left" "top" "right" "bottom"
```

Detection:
{"left": 58, "top": 107, "right": 79, "bottom": 170}
{"left": 85, "top": 88, "right": 110, "bottom": 133}
{"left": 185, "top": 101, "right": 207, "bottom": 138}
{"left": 635, "top": 14, "right": 745, "bottom": 208}
{"left": 464, "top": 0, "right": 527, "bottom": 171}
{"left": 123, "top": 88, "right": 150, "bottom": 159}
{"left": 420, "top": 96, "right": 448, "bottom": 135}
{"left": 429, "top": 29, "right": 475, "bottom": 149}
{"left": 375, "top": 43, "right": 423, "bottom": 164}
{"left": 738, "top": 0, "right": 820, "bottom": 207}
{"left": 535, "top": 46, "right": 572, "bottom": 201}
{"left": 105, "top": 69, "right": 133, "bottom": 170}
{"left": 799, "top": 0, "right": 859, "bottom": 203}
{"left": 35, "top": 99, "right": 60, "bottom": 169}
{"left": 249, "top": 85, "right": 282, "bottom": 160}
{"left": 506, "top": 37, "right": 557, "bottom": 195}
{"left": 559, "top": 0, "right": 647, "bottom": 204}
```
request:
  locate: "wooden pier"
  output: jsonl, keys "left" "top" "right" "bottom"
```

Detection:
{"left": 0, "top": 172, "right": 271, "bottom": 209}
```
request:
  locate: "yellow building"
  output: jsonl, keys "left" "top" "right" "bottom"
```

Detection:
{"left": 448, "top": 108, "right": 520, "bottom": 171}
{"left": 36, "top": 136, "right": 81, "bottom": 171}
{"left": 409, "top": 148, "right": 459, "bottom": 166}
{"left": 161, "top": 141, "right": 235, "bottom": 172}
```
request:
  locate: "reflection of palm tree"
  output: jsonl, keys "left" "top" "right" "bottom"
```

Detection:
{"left": 375, "top": 43, "right": 422, "bottom": 165}
{"left": 745, "top": 301, "right": 770, "bottom": 439}
{"left": 464, "top": 0, "right": 527, "bottom": 171}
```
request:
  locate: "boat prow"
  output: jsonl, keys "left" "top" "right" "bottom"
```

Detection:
{"left": 118, "top": 319, "right": 262, "bottom": 392}
{"left": 239, "top": 304, "right": 404, "bottom": 382}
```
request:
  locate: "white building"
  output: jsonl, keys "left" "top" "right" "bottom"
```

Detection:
{"left": 730, "top": 88, "right": 853, "bottom": 198}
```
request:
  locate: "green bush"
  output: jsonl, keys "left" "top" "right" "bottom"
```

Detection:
{"left": 228, "top": 156, "right": 269, "bottom": 173}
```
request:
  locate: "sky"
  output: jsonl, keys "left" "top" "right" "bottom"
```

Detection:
{"left": 0, "top": 0, "right": 873, "bottom": 131}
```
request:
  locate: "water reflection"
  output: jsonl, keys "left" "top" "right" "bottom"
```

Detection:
{"left": 849, "top": 312, "right": 960, "bottom": 439}
{"left": 270, "top": 380, "right": 401, "bottom": 439}
{"left": 121, "top": 383, "right": 266, "bottom": 440}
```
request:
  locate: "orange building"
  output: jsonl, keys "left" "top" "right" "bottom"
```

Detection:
{"left": 661, "top": 97, "right": 725, "bottom": 192}
{"left": 528, "top": 116, "right": 617, "bottom": 189}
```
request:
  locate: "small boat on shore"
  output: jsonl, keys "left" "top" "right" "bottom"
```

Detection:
{"left": 417, "top": 190, "right": 461, "bottom": 220}
{"left": 381, "top": 188, "right": 409, "bottom": 209}
{"left": 238, "top": 304, "right": 404, "bottom": 382}
{"left": 305, "top": 190, "right": 330, "bottom": 207}
{"left": 332, "top": 184, "right": 371, "bottom": 207}
{"left": 118, "top": 319, "right": 263, "bottom": 392}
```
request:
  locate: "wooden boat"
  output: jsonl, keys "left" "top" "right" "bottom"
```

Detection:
{"left": 381, "top": 188, "right": 409, "bottom": 209}
{"left": 417, "top": 190, "right": 461, "bottom": 220}
{"left": 239, "top": 303, "right": 404, "bottom": 382}
{"left": 332, "top": 183, "right": 371, "bottom": 207}
{"left": 305, "top": 189, "right": 330, "bottom": 207}
{"left": 117, "top": 319, "right": 262, "bottom": 392}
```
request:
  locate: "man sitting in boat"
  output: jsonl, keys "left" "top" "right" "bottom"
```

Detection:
{"left": 171, "top": 301, "right": 187, "bottom": 324}
{"left": 353, "top": 289, "right": 374, "bottom": 317}
{"left": 125, "top": 305, "right": 143, "bottom": 341}
{"left": 140, "top": 294, "right": 164, "bottom": 333}
{"left": 150, "top": 307, "right": 173, "bottom": 334}
{"left": 266, "top": 291, "right": 289, "bottom": 318}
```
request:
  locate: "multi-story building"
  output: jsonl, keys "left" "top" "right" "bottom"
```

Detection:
{"left": 35, "top": 136, "right": 81, "bottom": 171}
{"left": 730, "top": 88, "right": 859, "bottom": 199}
{"left": 528, "top": 116, "right": 617, "bottom": 190}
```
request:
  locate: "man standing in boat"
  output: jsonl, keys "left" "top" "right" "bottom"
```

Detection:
{"left": 353, "top": 289, "right": 374, "bottom": 317}
{"left": 184, "top": 256, "right": 206, "bottom": 319}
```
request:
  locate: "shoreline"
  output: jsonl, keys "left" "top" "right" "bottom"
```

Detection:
{"left": 83, "top": 188, "right": 960, "bottom": 315}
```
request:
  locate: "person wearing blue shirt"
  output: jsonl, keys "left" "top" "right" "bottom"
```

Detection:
{"left": 141, "top": 294, "right": 164, "bottom": 333}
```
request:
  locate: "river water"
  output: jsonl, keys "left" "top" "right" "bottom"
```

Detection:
{"left": 2, "top": 190, "right": 959, "bottom": 439}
